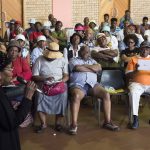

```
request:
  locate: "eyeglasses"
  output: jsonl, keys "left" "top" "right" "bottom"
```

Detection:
{"left": 128, "top": 41, "right": 135, "bottom": 44}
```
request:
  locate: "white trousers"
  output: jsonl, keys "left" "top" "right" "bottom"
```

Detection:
{"left": 128, "top": 82, "right": 150, "bottom": 116}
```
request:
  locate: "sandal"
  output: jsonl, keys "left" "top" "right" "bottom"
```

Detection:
{"left": 54, "top": 124, "right": 63, "bottom": 132}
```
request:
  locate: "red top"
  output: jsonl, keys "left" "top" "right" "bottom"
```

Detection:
{"left": 12, "top": 56, "right": 32, "bottom": 84}
{"left": 29, "top": 31, "right": 43, "bottom": 42}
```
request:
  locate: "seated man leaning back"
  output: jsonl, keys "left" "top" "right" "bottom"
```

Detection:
{"left": 68, "top": 45, "right": 120, "bottom": 135}
{"left": 126, "top": 41, "right": 150, "bottom": 129}
{"left": 91, "top": 33, "right": 119, "bottom": 68}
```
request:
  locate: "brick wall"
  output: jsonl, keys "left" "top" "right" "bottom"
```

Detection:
{"left": 72, "top": 0, "right": 99, "bottom": 26}
{"left": 24, "top": 0, "right": 100, "bottom": 28}
{"left": 23, "top": 0, "right": 52, "bottom": 28}
{"left": 130, "top": 0, "right": 150, "bottom": 24}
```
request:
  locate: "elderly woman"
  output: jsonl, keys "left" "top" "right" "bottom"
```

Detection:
{"left": 121, "top": 34, "right": 140, "bottom": 67}
{"left": 32, "top": 42, "right": 69, "bottom": 133}
{"left": 7, "top": 40, "right": 32, "bottom": 85}
{"left": 63, "top": 33, "right": 82, "bottom": 62}
{"left": 0, "top": 51, "right": 36, "bottom": 150}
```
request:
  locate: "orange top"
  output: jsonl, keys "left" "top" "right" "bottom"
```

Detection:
{"left": 126, "top": 56, "right": 150, "bottom": 85}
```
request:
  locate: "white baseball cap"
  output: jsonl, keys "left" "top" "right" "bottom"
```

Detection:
{"left": 102, "top": 26, "right": 110, "bottom": 33}
{"left": 43, "top": 21, "right": 51, "bottom": 27}
{"left": 15, "top": 34, "right": 26, "bottom": 41}
{"left": 37, "top": 35, "right": 46, "bottom": 42}
{"left": 28, "top": 18, "right": 36, "bottom": 24}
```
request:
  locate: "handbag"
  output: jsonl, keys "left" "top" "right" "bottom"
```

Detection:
{"left": 42, "top": 82, "right": 66, "bottom": 96}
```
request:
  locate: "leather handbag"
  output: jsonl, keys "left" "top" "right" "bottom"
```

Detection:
{"left": 42, "top": 82, "right": 66, "bottom": 96}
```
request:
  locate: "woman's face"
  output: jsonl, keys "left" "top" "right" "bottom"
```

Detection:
{"left": 127, "top": 39, "right": 135, "bottom": 49}
{"left": 72, "top": 35, "right": 80, "bottom": 45}
{"left": 7, "top": 47, "right": 20, "bottom": 60}
{"left": 76, "top": 30, "right": 84, "bottom": 37}
{"left": 0, "top": 63, "right": 13, "bottom": 85}
{"left": 85, "top": 31, "right": 93, "bottom": 40}
{"left": 43, "top": 29, "right": 50, "bottom": 36}
{"left": 17, "top": 39, "right": 25, "bottom": 47}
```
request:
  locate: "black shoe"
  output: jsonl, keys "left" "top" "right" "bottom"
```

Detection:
{"left": 131, "top": 115, "right": 139, "bottom": 129}
{"left": 54, "top": 124, "right": 63, "bottom": 132}
{"left": 35, "top": 125, "right": 46, "bottom": 133}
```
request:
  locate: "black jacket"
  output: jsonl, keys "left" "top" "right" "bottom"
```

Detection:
{"left": 0, "top": 87, "right": 32, "bottom": 150}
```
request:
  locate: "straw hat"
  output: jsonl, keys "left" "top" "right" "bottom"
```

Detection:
{"left": 43, "top": 42, "right": 63, "bottom": 59}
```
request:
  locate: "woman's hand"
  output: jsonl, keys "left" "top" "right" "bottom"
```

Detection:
{"left": 24, "top": 81, "right": 37, "bottom": 100}
{"left": 45, "top": 77, "right": 54, "bottom": 82}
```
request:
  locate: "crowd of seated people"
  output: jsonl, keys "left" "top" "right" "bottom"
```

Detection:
{"left": 0, "top": 10, "right": 150, "bottom": 135}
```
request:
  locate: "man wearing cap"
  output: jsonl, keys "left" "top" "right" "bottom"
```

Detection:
{"left": 126, "top": 41, "right": 150, "bottom": 129}
{"left": 101, "top": 26, "right": 118, "bottom": 50}
{"left": 91, "top": 33, "right": 119, "bottom": 68}
{"left": 31, "top": 35, "right": 46, "bottom": 64}
{"left": 25, "top": 18, "right": 36, "bottom": 40}
{"left": 4, "top": 19, "right": 16, "bottom": 43}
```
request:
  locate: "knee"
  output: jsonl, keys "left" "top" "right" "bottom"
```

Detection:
{"left": 71, "top": 93, "right": 82, "bottom": 103}
{"left": 102, "top": 91, "right": 110, "bottom": 101}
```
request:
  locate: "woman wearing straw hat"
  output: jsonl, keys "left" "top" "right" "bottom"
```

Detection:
{"left": 32, "top": 42, "right": 69, "bottom": 133}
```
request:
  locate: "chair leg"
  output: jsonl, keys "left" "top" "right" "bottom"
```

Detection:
{"left": 128, "top": 98, "right": 133, "bottom": 125}
{"left": 97, "top": 98, "right": 101, "bottom": 127}
{"left": 65, "top": 101, "right": 71, "bottom": 127}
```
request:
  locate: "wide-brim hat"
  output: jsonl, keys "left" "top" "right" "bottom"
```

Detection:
{"left": 43, "top": 42, "right": 63, "bottom": 59}
{"left": 7, "top": 40, "right": 21, "bottom": 52}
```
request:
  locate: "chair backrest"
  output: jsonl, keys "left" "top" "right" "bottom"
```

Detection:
{"left": 99, "top": 69, "right": 126, "bottom": 90}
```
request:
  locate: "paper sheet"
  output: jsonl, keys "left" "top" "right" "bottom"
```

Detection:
{"left": 137, "top": 59, "right": 150, "bottom": 71}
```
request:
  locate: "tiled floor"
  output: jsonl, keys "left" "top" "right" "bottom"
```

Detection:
{"left": 20, "top": 98, "right": 150, "bottom": 150}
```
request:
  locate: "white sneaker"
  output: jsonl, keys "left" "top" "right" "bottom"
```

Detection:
{"left": 69, "top": 125, "right": 78, "bottom": 135}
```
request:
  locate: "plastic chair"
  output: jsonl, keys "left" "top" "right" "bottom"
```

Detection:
{"left": 97, "top": 68, "right": 128, "bottom": 124}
